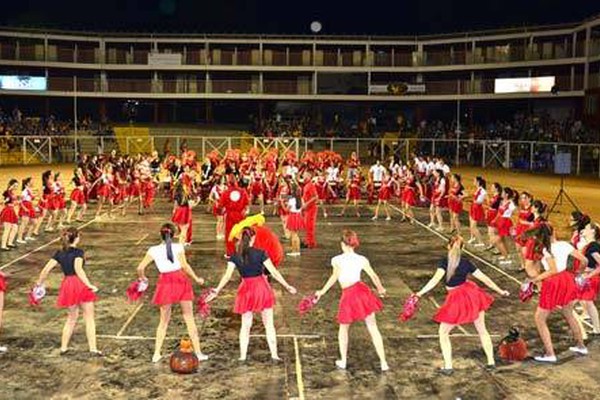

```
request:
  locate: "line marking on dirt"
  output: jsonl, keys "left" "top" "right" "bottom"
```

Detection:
{"left": 98, "top": 334, "right": 320, "bottom": 341}
{"left": 293, "top": 336, "right": 306, "bottom": 400}
{"left": 414, "top": 334, "right": 501, "bottom": 339}
{"left": 134, "top": 233, "right": 149, "bottom": 245}
{"left": 116, "top": 302, "right": 145, "bottom": 337}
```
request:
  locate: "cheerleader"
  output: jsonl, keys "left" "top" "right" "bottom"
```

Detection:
{"left": 313, "top": 230, "right": 388, "bottom": 371}
{"left": 527, "top": 225, "right": 588, "bottom": 363}
{"left": 1, "top": 179, "right": 19, "bottom": 251}
{"left": 208, "top": 178, "right": 226, "bottom": 240}
{"left": 325, "top": 162, "right": 341, "bottom": 203}
{"left": 570, "top": 211, "right": 591, "bottom": 275}
{"left": 514, "top": 192, "right": 534, "bottom": 271}
{"left": 493, "top": 187, "right": 517, "bottom": 264}
{"left": 207, "top": 228, "right": 297, "bottom": 361}
{"left": 338, "top": 172, "right": 362, "bottom": 218}
{"left": 428, "top": 169, "right": 447, "bottom": 231}
{"left": 36, "top": 228, "right": 101, "bottom": 355}
{"left": 276, "top": 177, "right": 291, "bottom": 239}
{"left": 17, "top": 177, "right": 37, "bottom": 244}
{"left": 34, "top": 171, "right": 52, "bottom": 236}
{"left": 52, "top": 172, "right": 68, "bottom": 229}
{"left": 66, "top": 168, "right": 88, "bottom": 224}
{"left": 285, "top": 183, "right": 304, "bottom": 257}
{"left": 94, "top": 164, "right": 114, "bottom": 219}
{"left": 578, "top": 222, "right": 600, "bottom": 335}
{"left": 522, "top": 200, "right": 548, "bottom": 278}
{"left": 0, "top": 270, "right": 6, "bottom": 352}
{"left": 372, "top": 174, "right": 393, "bottom": 221}
{"left": 447, "top": 174, "right": 464, "bottom": 234}
{"left": 467, "top": 177, "right": 487, "bottom": 247}
{"left": 484, "top": 183, "right": 502, "bottom": 251}
{"left": 400, "top": 169, "right": 422, "bottom": 224}
{"left": 315, "top": 171, "right": 329, "bottom": 218}
{"left": 171, "top": 181, "right": 194, "bottom": 246}
{"left": 136, "top": 224, "right": 207, "bottom": 363}
{"left": 249, "top": 166, "right": 266, "bottom": 214}
{"left": 415, "top": 236, "right": 509, "bottom": 374}
{"left": 346, "top": 151, "right": 360, "bottom": 180}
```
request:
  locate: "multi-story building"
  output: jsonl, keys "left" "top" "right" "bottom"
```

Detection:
{"left": 0, "top": 14, "right": 599, "bottom": 124}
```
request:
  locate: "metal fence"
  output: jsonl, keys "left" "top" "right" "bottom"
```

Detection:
{"left": 1, "top": 135, "right": 599, "bottom": 177}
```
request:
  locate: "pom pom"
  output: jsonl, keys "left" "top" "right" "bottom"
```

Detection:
{"left": 28, "top": 284, "right": 46, "bottom": 307}
{"left": 398, "top": 294, "right": 420, "bottom": 322}
{"left": 575, "top": 274, "right": 591, "bottom": 291}
{"left": 519, "top": 281, "right": 534, "bottom": 303}
{"left": 126, "top": 279, "right": 148, "bottom": 302}
{"left": 196, "top": 289, "right": 216, "bottom": 319}
{"left": 298, "top": 294, "right": 318, "bottom": 316}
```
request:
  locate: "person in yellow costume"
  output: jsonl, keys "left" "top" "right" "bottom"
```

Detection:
{"left": 230, "top": 214, "right": 284, "bottom": 268}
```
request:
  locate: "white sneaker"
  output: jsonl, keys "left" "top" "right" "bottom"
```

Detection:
{"left": 474, "top": 242, "right": 486, "bottom": 247}
{"left": 381, "top": 362, "right": 390, "bottom": 372}
{"left": 0, "top": 345, "right": 7, "bottom": 353}
{"left": 534, "top": 355, "right": 557, "bottom": 363}
{"left": 385, "top": 216, "right": 391, "bottom": 221}
{"left": 286, "top": 252, "right": 301, "bottom": 257}
{"left": 16, "top": 239, "right": 27, "bottom": 244}
{"left": 371, "top": 216, "right": 378, "bottom": 221}
{"left": 196, "top": 352, "right": 209, "bottom": 361}
{"left": 569, "top": 346, "right": 588, "bottom": 355}
{"left": 499, "top": 259, "right": 513, "bottom": 265}
{"left": 335, "top": 360, "right": 347, "bottom": 370}
{"left": 25, "top": 236, "right": 36, "bottom": 242}
{"left": 467, "top": 238, "right": 476, "bottom": 244}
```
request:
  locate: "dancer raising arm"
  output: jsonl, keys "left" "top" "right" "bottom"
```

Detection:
{"left": 207, "top": 228, "right": 297, "bottom": 362}
{"left": 415, "top": 235, "right": 509, "bottom": 375}
{"left": 136, "top": 223, "right": 208, "bottom": 363}
{"left": 313, "top": 230, "right": 389, "bottom": 372}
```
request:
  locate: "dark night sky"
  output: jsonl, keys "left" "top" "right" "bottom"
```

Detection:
{"left": 0, "top": 0, "right": 599, "bottom": 35}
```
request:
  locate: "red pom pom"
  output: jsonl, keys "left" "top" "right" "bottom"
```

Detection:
{"left": 398, "top": 294, "right": 420, "bottom": 322}
{"left": 28, "top": 285, "right": 46, "bottom": 307}
{"left": 126, "top": 279, "right": 148, "bottom": 302}
{"left": 519, "top": 282, "right": 534, "bottom": 303}
{"left": 298, "top": 294, "right": 318, "bottom": 316}
{"left": 196, "top": 289, "right": 216, "bottom": 319}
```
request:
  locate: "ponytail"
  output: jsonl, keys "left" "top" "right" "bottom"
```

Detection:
{"left": 475, "top": 176, "right": 486, "bottom": 190}
{"left": 237, "top": 227, "right": 255, "bottom": 264}
{"left": 160, "top": 223, "right": 176, "bottom": 263}
{"left": 446, "top": 235, "right": 464, "bottom": 283}
{"left": 22, "top": 177, "right": 32, "bottom": 191}
{"left": 61, "top": 227, "right": 79, "bottom": 251}
{"left": 7, "top": 179, "right": 17, "bottom": 190}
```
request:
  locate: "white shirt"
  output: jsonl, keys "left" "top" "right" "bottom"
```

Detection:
{"left": 369, "top": 164, "right": 386, "bottom": 182}
{"left": 501, "top": 201, "right": 516, "bottom": 218}
{"left": 441, "top": 164, "right": 451, "bottom": 175}
{"left": 474, "top": 188, "right": 487, "bottom": 204}
{"left": 284, "top": 165, "right": 298, "bottom": 179}
{"left": 22, "top": 188, "right": 33, "bottom": 202}
{"left": 287, "top": 197, "right": 301, "bottom": 213}
{"left": 541, "top": 241, "right": 574, "bottom": 272}
{"left": 148, "top": 243, "right": 185, "bottom": 273}
{"left": 332, "top": 252, "right": 368, "bottom": 287}
{"left": 326, "top": 167, "right": 339, "bottom": 182}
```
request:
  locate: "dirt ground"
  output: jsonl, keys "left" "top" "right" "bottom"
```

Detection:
{"left": 0, "top": 164, "right": 599, "bottom": 399}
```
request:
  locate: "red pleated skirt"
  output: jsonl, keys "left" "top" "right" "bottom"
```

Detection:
{"left": 0, "top": 274, "right": 7, "bottom": 292}
{"left": 486, "top": 209, "right": 498, "bottom": 227}
{"left": 433, "top": 281, "right": 494, "bottom": 325}
{"left": 128, "top": 182, "right": 141, "bottom": 197}
{"left": 251, "top": 182, "right": 263, "bottom": 196}
{"left": 448, "top": 198, "right": 463, "bottom": 214}
{"left": 234, "top": 275, "right": 275, "bottom": 314}
{"left": 348, "top": 187, "right": 361, "bottom": 200}
{"left": 56, "top": 276, "right": 97, "bottom": 308}
{"left": 378, "top": 187, "right": 391, "bottom": 201}
{"left": 0, "top": 206, "right": 18, "bottom": 224}
{"left": 402, "top": 188, "right": 417, "bottom": 206}
{"left": 496, "top": 217, "right": 512, "bottom": 237}
{"left": 152, "top": 270, "right": 195, "bottom": 305}
{"left": 470, "top": 203, "right": 484, "bottom": 222}
{"left": 524, "top": 238, "right": 543, "bottom": 261}
{"left": 577, "top": 274, "right": 600, "bottom": 301}
{"left": 514, "top": 225, "right": 529, "bottom": 246}
{"left": 70, "top": 188, "right": 86, "bottom": 205}
{"left": 172, "top": 205, "right": 192, "bottom": 225}
{"left": 19, "top": 201, "right": 36, "bottom": 218}
{"left": 285, "top": 212, "right": 305, "bottom": 231}
{"left": 337, "top": 282, "right": 383, "bottom": 324}
{"left": 539, "top": 271, "right": 578, "bottom": 310}
{"left": 97, "top": 184, "right": 111, "bottom": 198}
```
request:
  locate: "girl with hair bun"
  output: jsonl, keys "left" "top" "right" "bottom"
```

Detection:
{"left": 522, "top": 200, "right": 548, "bottom": 278}
{"left": 36, "top": 227, "right": 101, "bottom": 355}
{"left": 577, "top": 222, "right": 600, "bottom": 335}
{"left": 135, "top": 223, "right": 208, "bottom": 363}
{"left": 415, "top": 235, "right": 509, "bottom": 374}
{"left": 493, "top": 187, "right": 518, "bottom": 265}
{"left": 447, "top": 173, "right": 464, "bottom": 234}
{"left": 208, "top": 227, "right": 297, "bottom": 362}
{"left": 67, "top": 168, "right": 88, "bottom": 224}
{"left": 285, "top": 183, "right": 305, "bottom": 257}
{"left": 467, "top": 176, "right": 487, "bottom": 246}
{"left": 484, "top": 182, "right": 502, "bottom": 251}
{"left": 1, "top": 179, "right": 19, "bottom": 251}
{"left": 514, "top": 192, "right": 534, "bottom": 271}
{"left": 313, "top": 230, "right": 389, "bottom": 371}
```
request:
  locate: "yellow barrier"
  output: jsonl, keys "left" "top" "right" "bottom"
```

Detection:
{"left": 113, "top": 126, "right": 153, "bottom": 154}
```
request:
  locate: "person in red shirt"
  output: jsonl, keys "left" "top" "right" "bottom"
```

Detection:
{"left": 218, "top": 177, "right": 250, "bottom": 256}
{"left": 302, "top": 171, "right": 319, "bottom": 248}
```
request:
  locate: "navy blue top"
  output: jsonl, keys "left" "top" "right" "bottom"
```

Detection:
{"left": 52, "top": 247, "right": 85, "bottom": 276}
{"left": 229, "top": 248, "right": 268, "bottom": 278}
{"left": 585, "top": 242, "right": 600, "bottom": 270}
{"left": 437, "top": 258, "right": 477, "bottom": 287}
